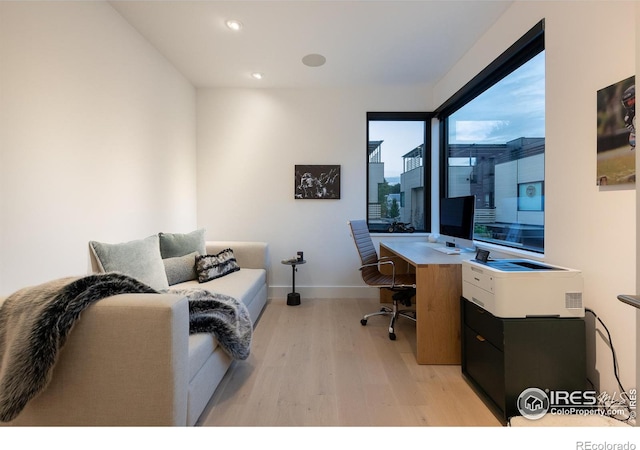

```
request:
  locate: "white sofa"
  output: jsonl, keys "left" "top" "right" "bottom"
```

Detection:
{"left": 0, "top": 240, "right": 268, "bottom": 426}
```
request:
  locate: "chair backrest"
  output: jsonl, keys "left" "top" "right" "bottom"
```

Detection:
{"left": 348, "top": 220, "right": 383, "bottom": 283}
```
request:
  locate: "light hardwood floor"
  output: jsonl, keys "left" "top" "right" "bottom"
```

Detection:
{"left": 197, "top": 297, "right": 502, "bottom": 427}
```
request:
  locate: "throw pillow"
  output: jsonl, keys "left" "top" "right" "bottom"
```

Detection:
{"left": 89, "top": 235, "right": 169, "bottom": 291}
{"left": 196, "top": 248, "right": 240, "bottom": 283}
{"left": 163, "top": 251, "right": 198, "bottom": 286}
{"left": 158, "top": 228, "right": 206, "bottom": 259}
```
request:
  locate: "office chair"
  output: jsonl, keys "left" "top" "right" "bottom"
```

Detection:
{"left": 348, "top": 220, "right": 417, "bottom": 340}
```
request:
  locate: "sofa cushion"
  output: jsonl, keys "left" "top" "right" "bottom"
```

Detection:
{"left": 159, "top": 229, "right": 206, "bottom": 259}
{"left": 89, "top": 235, "right": 169, "bottom": 290}
{"left": 196, "top": 249, "right": 240, "bottom": 282}
{"left": 163, "top": 252, "right": 198, "bottom": 286}
{"left": 175, "top": 268, "right": 266, "bottom": 314}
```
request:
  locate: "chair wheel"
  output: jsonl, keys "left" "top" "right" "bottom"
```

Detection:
{"left": 389, "top": 332, "right": 396, "bottom": 340}
{"left": 361, "top": 319, "right": 368, "bottom": 326}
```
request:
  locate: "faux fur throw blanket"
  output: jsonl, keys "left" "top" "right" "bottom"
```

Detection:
{"left": 0, "top": 272, "right": 252, "bottom": 422}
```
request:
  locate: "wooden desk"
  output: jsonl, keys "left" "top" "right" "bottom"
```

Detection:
{"left": 379, "top": 241, "right": 474, "bottom": 365}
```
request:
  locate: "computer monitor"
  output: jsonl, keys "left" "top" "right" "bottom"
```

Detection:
{"left": 439, "top": 195, "right": 475, "bottom": 251}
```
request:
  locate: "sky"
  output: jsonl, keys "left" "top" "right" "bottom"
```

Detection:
{"left": 450, "top": 51, "right": 546, "bottom": 143}
{"left": 368, "top": 51, "right": 545, "bottom": 180}
{"left": 368, "top": 120, "right": 425, "bottom": 180}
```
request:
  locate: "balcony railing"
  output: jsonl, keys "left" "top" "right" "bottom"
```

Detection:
{"left": 475, "top": 208, "right": 496, "bottom": 224}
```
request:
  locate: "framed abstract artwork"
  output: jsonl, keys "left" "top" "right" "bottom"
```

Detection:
{"left": 294, "top": 165, "right": 341, "bottom": 199}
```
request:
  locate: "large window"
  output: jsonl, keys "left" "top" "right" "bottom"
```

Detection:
{"left": 438, "top": 20, "right": 545, "bottom": 253}
{"left": 367, "top": 112, "right": 432, "bottom": 233}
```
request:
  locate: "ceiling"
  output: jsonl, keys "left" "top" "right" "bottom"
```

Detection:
{"left": 109, "top": 0, "right": 513, "bottom": 89}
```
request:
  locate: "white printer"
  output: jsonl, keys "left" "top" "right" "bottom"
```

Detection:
{"left": 462, "top": 258, "right": 584, "bottom": 318}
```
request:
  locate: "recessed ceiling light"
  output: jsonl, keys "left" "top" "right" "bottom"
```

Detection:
{"left": 251, "top": 72, "right": 263, "bottom": 80}
{"left": 302, "top": 53, "right": 326, "bottom": 67}
{"left": 226, "top": 20, "right": 243, "bottom": 31}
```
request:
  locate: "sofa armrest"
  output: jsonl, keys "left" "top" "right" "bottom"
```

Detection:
{"left": 206, "top": 241, "right": 269, "bottom": 270}
{"left": 4, "top": 293, "right": 190, "bottom": 426}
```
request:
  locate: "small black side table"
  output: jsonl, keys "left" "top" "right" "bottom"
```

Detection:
{"left": 281, "top": 259, "right": 306, "bottom": 306}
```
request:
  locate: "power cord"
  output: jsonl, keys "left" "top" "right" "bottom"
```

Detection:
{"left": 585, "top": 308, "right": 635, "bottom": 424}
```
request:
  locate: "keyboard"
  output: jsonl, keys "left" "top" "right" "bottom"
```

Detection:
{"left": 433, "top": 246, "right": 461, "bottom": 255}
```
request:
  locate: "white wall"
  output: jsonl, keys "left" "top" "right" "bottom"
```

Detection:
{"left": 0, "top": 2, "right": 197, "bottom": 295}
{"left": 196, "top": 86, "right": 431, "bottom": 298}
{"left": 435, "top": 0, "right": 637, "bottom": 401}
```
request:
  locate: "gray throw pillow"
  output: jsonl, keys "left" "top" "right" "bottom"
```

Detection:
{"left": 163, "top": 251, "right": 198, "bottom": 285}
{"left": 89, "top": 235, "right": 169, "bottom": 291}
{"left": 196, "top": 248, "right": 240, "bottom": 283}
{"left": 159, "top": 228, "right": 206, "bottom": 259}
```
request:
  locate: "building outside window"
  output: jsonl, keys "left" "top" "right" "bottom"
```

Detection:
{"left": 367, "top": 113, "right": 432, "bottom": 233}
{"left": 439, "top": 21, "right": 545, "bottom": 253}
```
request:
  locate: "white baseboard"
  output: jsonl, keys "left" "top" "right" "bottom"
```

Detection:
{"left": 268, "top": 285, "right": 379, "bottom": 300}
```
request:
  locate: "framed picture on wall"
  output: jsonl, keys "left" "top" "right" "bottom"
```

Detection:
{"left": 596, "top": 75, "right": 635, "bottom": 186}
{"left": 294, "top": 165, "right": 341, "bottom": 199}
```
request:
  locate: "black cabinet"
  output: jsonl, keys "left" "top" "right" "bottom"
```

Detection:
{"left": 461, "top": 297, "right": 587, "bottom": 424}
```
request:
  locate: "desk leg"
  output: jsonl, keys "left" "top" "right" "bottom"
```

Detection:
{"left": 415, "top": 264, "right": 462, "bottom": 365}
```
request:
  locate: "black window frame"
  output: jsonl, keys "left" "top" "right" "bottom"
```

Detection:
{"left": 436, "top": 19, "right": 545, "bottom": 252}
{"left": 366, "top": 111, "right": 434, "bottom": 233}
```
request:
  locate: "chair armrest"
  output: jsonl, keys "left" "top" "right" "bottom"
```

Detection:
{"left": 206, "top": 241, "right": 269, "bottom": 270}
{"left": 359, "top": 260, "right": 395, "bottom": 270}
{"left": 4, "top": 293, "right": 190, "bottom": 426}
{"left": 359, "top": 259, "right": 398, "bottom": 283}
{"left": 378, "top": 255, "right": 404, "bottom": 262}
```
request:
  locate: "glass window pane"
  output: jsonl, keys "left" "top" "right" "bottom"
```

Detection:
{"left": 446, "top": 51, "right": 545, "bottom": 252}
{"left": 368, "top": 120, "right": 426, "bottom": 232}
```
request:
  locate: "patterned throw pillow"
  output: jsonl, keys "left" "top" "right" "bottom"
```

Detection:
{"left": 196, "top": 248, "right": 240, "bottom": 283}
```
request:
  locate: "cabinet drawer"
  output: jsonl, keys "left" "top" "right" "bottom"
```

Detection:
{"left": 463, "top": 324, "right": 505, "bottom": 414}
{"left": 463, "top": 298, "right": 503, "bottom": 350}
